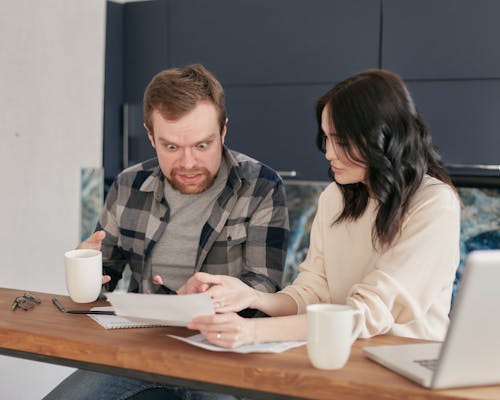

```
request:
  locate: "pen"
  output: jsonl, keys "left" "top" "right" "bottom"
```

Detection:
{"left": 51, "top": 297, "right": 67, "bottom": 312}
{"left": 51, "top": 298, "right": 115, "bottom": 315}
{"left": 65, "top": 310, "right": 116, "bottom": 315}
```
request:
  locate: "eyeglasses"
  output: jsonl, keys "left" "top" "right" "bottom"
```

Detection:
{"left": 11, "top": 292, "right": 42, "bottom": 311}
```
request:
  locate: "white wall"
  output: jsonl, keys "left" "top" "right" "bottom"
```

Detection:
{"left": 0, "top": 0, "right": 106, "bottom": 398}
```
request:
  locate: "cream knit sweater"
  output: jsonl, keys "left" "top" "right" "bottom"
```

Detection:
{"left": 281, "top": 175, "right": 460, "bottom": 341}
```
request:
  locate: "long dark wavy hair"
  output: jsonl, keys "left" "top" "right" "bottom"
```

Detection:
{"left": 316, "top": 69, "right": 453, "bottom": 250}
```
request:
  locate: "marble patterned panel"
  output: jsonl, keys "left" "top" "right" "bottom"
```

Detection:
{"left": 81, "top": 167, "right": 104, "bottom": 242}
{"left": 455, "top": 187, "right": 500, "bottom": 298}
{"left": 283, "top": 181, "right": 500, "bottom": 299}
{"left": 282, "top": 180, "right": 327, "bottom": 286}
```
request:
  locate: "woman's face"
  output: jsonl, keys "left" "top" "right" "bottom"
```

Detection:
{"left": 321, "top": 106, "right": 367, "bottom": 185}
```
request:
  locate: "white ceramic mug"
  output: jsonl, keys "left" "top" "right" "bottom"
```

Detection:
{"left": 306, "top": 304, "right": 363, "bottom": 370}
{"left": 64, "top": 249, "right": 102, "bottom": 303}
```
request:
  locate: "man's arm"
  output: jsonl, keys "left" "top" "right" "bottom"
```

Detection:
{"left": 240, "top": 178, "right": 289, "bottom": 294}
{"left": 96, "top": 180, "right": 129, "bottom": 291}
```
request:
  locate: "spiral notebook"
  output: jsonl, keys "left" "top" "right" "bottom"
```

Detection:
{"left": 88, "top": 307, "right": 169, "bottom": 329}
{"left": 88, "top": 292, "right": 214, "bottom": 329}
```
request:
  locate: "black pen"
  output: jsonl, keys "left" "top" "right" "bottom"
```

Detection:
{"left": 51, "top": 298, "right": 115, "bottom": 315}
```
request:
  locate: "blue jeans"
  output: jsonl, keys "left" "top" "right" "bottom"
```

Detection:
{"left": 43, "top": 370, "right": 242, "bottom": 400}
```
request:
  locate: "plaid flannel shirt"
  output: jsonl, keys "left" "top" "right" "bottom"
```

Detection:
{"left": 97, "top": 147, "right": 289, "bottom": 295}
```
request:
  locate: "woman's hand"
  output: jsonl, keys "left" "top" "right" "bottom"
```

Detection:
{"left": 188, "top": 312, "right": 256, "bottom": 348}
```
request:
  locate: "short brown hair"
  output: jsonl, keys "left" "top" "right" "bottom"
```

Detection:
{"left": 143, "top": 63, "right": 226, "bottom": 131}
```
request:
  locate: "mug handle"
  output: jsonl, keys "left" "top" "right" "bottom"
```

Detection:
{"left": 350, "top": 310, "right": 364, "bottom": 344}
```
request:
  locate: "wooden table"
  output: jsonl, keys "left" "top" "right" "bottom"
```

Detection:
{"left": 1, "top": 287, "right": 499, "bottom": 400}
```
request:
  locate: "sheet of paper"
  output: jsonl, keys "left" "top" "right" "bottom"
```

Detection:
{"left": 105, "top": 292, "right": 214, "bottom": 327}
{"left": 168, "top": 333, "right": 306, "bottom": 353}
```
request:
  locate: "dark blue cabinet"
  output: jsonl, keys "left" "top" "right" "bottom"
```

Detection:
{"left": 104, "top": 0, "right": 500, "bottom": 183}
{"left": 382, "top": 0, "right": 500, "bottom": 172}
{"left": 382, "top": 0, "right": 500, "bottom": 79}
{"left": 408, "top": 80, "right": 500, "bottom": 166}
{"left": 123, "top": 0, "right": 169, "bottom": 102}
{"left": 169, "top": 0, "right": 380, "bottom": 85}
{"left": 107, "top": 0, "right": 380, "bottom": 181}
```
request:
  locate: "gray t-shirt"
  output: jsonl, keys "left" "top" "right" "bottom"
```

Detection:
{"left": 151, "top": 159, "right": 229, "bottom": 290}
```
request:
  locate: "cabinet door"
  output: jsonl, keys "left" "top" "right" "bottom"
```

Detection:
{"left": 407, "top": 80, "right": 500, "bottom": 166}
{"left": 123, "top": 103, "right": 155, "bottom": 168}
{"left": 382, "top": 0, "right": 500, "bottom": 79}
{"left": 224, "top": 84, "right": 332, "bottom": 181}
{"left": 169, "top": 0, "right": 380, "bottom": 85}
{"left": 123, "top": 0, "right": 169, "bottom": 102}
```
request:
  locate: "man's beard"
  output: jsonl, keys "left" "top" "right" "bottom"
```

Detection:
{"left": 168, "top": 167, "right": 216, "bottom": 194}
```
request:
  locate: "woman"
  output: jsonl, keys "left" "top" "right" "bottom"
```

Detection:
{"left": 186, "top": 69, "right": 461, "bottom": 347}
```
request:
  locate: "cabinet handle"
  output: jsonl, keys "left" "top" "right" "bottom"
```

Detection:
{"left": 122, "top": 103, "right": 129, "bottom": 168}
{"left": 277, "top": 170, "right": 298, "bottom": 178}
{"left": 446, "top": 163, "right": 500, "bottom": 172}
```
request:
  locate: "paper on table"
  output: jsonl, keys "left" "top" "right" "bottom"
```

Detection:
{"left": 168, "top": 333, "right": 306, "bottom": 353}
{"left": 105, "top": 292, "right": 214, "bottom": 326}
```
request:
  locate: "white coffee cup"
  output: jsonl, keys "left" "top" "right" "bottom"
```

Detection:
{"left": 64, "top": 249, "right": 102, "bottom": 303}
{"left": 306, "top": 304, "right": 363, "bottom": 370}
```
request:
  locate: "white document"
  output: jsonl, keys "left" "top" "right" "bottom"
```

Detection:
{"left": 168, "top": 333, "right": 306, "bottom": 353}
{"left": 105, "top": 292, "right": 214, "bottom": 327}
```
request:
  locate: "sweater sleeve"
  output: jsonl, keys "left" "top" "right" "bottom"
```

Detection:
{"left": 97, "top": 179, "right": 128, "bottom": 291}
{"left": 280, "top": 188, "right": 333, "bottom": 311}
{"left": 346, "top": 184, "right": 460, "bottom": 339}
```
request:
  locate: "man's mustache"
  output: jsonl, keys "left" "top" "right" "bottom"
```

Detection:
{"left": 172, "top": 168, "right": 208, "bottom": 175}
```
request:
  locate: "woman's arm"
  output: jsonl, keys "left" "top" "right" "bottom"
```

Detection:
{"left": 180, "top": 272, "right": 298, "bottom": 316}
{"left": 346, "top": 182, "right": 461, "bottom": 339}
{"left": 253, "top": 292, "right": 298, "bottom": 316}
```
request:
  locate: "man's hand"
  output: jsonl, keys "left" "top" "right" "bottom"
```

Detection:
{"left": 179, "top": 272, "right": 258, "bottom": 313}
{"left": 77, "top": 230, "right": 110, "bottom": 285}
{"left": 177, "top": 273, "right": 212, "bottom": 295}
{"left": 77, "top": 230, "right": 106, "bottom": 250}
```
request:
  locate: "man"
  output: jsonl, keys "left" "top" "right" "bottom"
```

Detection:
{"left": 44, "top": 64, "right": 289, "bottom": 399}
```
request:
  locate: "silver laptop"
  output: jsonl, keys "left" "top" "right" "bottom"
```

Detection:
{"left": 363, "top": 249, "right": 500, "bottom": 389}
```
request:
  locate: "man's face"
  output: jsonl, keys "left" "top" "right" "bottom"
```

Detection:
{"left": 147, "top": 101, "right": 226, "bottom": 194}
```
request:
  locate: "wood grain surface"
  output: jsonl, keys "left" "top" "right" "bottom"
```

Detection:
{"left": 1, "top": 287, "right": 499, "bottom": 400}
